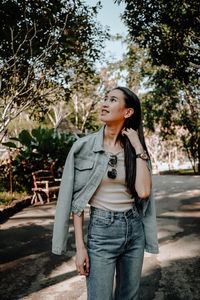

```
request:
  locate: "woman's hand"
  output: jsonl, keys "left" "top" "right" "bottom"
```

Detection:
{"left": 73, "top": 212, "right": 89, "bottom": 276}
{"left": 75, "top": 246, "right": 90, "bottom": 276}
{"left": 121, "top": 128, "right": 143, "bottom": 153}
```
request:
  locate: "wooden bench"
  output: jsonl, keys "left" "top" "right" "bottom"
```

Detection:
{"left": 31, "top": 170, "right": 61, "bottom": 204}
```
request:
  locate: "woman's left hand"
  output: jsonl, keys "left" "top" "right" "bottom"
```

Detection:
{"left": 121, "top": 128, "right": 143, "bottom": 152}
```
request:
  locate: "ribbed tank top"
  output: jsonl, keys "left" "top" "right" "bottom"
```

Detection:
{"left": 89, "top": 149, "right": 135, "bottom": 211}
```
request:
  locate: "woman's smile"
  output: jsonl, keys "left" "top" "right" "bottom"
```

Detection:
{"left": 101, "top": 108, "right": 109, "bottom": 114}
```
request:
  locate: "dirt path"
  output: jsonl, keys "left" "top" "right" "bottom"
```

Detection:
{"left": 0, "top": 175, "right": 199, "bottom": 300}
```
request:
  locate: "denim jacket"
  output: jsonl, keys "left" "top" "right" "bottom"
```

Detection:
{"left": 52, "top": 126, "right": 159, "bottom": 255}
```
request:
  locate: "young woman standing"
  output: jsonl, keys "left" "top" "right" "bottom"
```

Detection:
{"left": 52, "top": 87, "right": 158, "bottom": 300}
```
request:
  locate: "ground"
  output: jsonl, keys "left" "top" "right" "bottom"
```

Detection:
{"left": 0, "top": 175, "right": 200, "bottom": 300}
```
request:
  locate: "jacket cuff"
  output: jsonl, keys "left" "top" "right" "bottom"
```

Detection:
{"left": 145, "top": 244, "right": 159, "bottom": 254}
{"left": 52, "top": 247, "right": 66, "bottom": 255}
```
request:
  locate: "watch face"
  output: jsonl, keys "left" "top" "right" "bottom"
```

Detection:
{"left": 141, "top": 152, "right": 148, "bottom": 160}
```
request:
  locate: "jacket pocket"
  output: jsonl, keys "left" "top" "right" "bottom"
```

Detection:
{"left": 74, "top": 158, "right": 94, "bottom": 171}
{"left": 74, "top": 158, "right": 94, "bottom": 192}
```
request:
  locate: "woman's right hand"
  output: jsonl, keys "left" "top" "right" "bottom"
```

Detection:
{"left": 75, "top": 246, "right": 90, "bottom": 276}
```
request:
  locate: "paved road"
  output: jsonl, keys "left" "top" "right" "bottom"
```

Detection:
{"left": 0, "top": 175, "right": 200, "bottom": 300}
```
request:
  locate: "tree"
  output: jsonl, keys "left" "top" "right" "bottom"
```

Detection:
{"left": 141, "top": 68, "right": 200, "bottom": 172}
{"left": 116, "top": 0, "right": 200, "bottom": 172}
{"left": 0, "top": 0, "right": 108, "bottom": 141}
{"left": 116, "top": 0, "right": 199, "bottom": 82}
{"left": 61, "top": 56, "right": 129, "bottom": 134}
{"left": 46, "top": 36, "right": 156, "bottom": 136}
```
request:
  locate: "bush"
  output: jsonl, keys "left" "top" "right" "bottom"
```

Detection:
{"left": 0, "top": 168, "right": 10, "bottom": 192}
{"left": 0, "top": 192, "right": 13, "bottom": 206}
{"left": 0, "top": 191, "right": 28, "bottom": 206}
{"left": 2, "top": 127, "right": 77, "bottom": 193}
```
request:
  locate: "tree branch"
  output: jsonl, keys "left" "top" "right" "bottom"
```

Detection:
{"left": 0, "top": 7, "right": 72, "bottom": 133}
{"left": 189, "top": 62, "right": 200, "bottom": 69}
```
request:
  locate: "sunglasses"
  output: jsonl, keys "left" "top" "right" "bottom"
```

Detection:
{"left": 107, "top": 155, "right": 117, "bottom": 179}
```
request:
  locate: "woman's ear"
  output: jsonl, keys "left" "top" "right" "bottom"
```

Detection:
{"left": 125, "top": 108, "right": 134, "bottom": 118}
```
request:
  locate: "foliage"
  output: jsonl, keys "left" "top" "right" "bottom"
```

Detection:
{"left": 143, "top": 126, "right": 192, "bottom": 172}
{"left": 0, "top": 192, "right": 14, "bottom": 206}
{"left": 2, "top": 127, "right": 76, "bottom": 192}
{"left": 0, "top": 167, "right": 10, "bottom": 192}
{"left": 159, "top": 169, "right": 195, "bottom": 175}
{"left": 66, "top": 71, "right": 102, "bottom": 133}
{"left": 118, "top": 0, "right": 199, "bottom": 82}
{"left": 0, "top": 192, "right": 27, "bottom": 206}
{"left": 66, "top": 38, "right": 149, "bottom": 134}
{"left": 0, "top": 0, "right": 109, "bottom": 139}
{"left": 0, "top": 0, "right": 106, "bottom": 65}
{"left": 141, "top": 68, "right": 200, "bottom": 172}
{"left": 51, "top": 55, "right": 135, "bottom": 134}
{"left": 117, "top": 0, "right": 200, "bottom": 173}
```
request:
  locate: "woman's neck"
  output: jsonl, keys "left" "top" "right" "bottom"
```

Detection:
{"left": 103, "top": 124, "right": 123, "bottom": 154}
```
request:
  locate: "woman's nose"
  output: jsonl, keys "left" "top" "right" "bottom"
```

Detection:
{"left": 102, "top": 99, "right": 109, "bottom": 107}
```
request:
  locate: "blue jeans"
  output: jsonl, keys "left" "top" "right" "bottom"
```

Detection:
{"left": 86, "top": 205, "right": 145, "bottom": 300}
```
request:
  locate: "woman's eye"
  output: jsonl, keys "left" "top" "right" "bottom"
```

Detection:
{"left": 103, "top": 97, "right": 116, "bottom": 102}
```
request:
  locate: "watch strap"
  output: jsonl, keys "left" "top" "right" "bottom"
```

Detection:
{"left": 136, "top": 150, "right": 148, "bottom": 159}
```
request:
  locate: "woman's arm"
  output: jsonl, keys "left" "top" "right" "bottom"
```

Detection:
{"left": 134, "top": 144, "right": 151, "bottom": 198}
{"left": 72, "top": 211, "right": 89, "bottom": 276}
{"left": 122, "top": 128, "right": 151, "bottom": 198}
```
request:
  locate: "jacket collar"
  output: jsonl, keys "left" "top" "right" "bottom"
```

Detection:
{"left": 93, "top": 125, "right": 106, "bottom": 152}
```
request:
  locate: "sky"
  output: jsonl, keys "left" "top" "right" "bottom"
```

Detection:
{"left": 85, "top": 0, "right": 128, "bottom": 62}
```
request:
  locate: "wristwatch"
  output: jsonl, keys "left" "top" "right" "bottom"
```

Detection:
{"left": 136, "top": 150, "right": 148, "bottom": 160}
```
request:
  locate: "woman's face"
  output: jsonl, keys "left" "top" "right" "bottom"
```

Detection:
{"left": 100, "top": 89, "right": 131, "bottom": 125}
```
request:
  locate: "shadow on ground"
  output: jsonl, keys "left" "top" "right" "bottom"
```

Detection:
{"left": 140, "top": 256, "right": 200, "bottom": 300}
{"left": 0, "top": 208, "right": 90, "bottom": 299}
{"left": 0, "top": 192, "right": 199, "bottom": 299}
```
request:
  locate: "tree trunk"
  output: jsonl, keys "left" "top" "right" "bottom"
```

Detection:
{"left": 9, "top": 151, "right": 13, "bottom": 194}
{"left": 198, "top": 138, "right": 200, "bottom": 174}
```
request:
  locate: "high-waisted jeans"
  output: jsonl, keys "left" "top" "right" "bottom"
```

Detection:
{"left": 86, "top": 205, "right": 145, "bottom": 300}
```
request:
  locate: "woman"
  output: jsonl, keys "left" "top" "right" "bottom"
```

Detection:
{"left": 52, "top": 87, "right": 158, "bottom": 300}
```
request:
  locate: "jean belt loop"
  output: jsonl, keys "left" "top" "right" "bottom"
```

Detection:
{"left": 89, "top": 206, "right": 92, "bottom": 216}
{"left": 132, "top": 206, "right": 136, "bottom": 218}
{"left": 111, "top": 211, "right": 114, "bottom": 223}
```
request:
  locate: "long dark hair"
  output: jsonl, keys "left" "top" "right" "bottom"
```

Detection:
{"left": 113, "top": 87, "right": 150, "bottom": 205}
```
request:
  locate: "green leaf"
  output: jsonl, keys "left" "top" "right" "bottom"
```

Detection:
{"left": 18, "top": 130, "right": 33, "bottom": 146}
{"left": 9, "top": 137, "right": 20, "bottom": 142}
{"left": 2, "top": 142, "right": 18, "bottom": 149}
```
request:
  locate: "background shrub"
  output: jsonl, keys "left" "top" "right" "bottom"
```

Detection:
{"left": 2, "top": 127, "right": 77, "bottom": 193}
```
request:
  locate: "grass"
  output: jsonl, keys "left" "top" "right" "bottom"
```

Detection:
{"left": 159, "top": 168, "right": 197, "bottom": 175}
{"left": 0, "top": 192, "right": 28, "bottom": 206}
